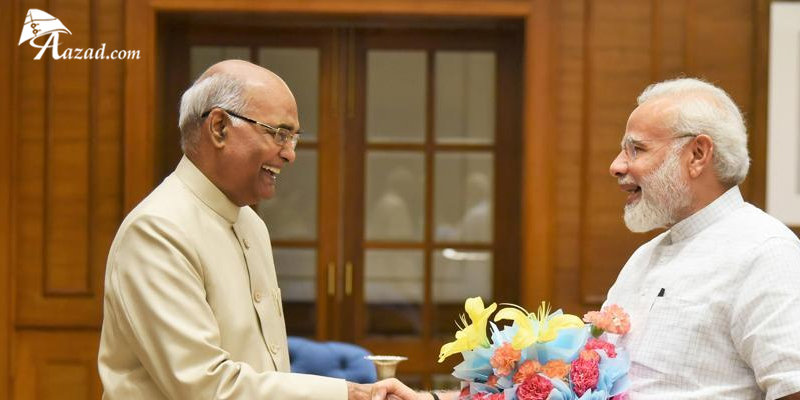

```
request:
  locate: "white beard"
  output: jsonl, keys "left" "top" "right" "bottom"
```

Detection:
{"left": 622, "top": 149, "right": 692, "bottom": 233}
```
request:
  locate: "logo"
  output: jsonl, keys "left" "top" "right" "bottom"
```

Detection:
{"left": 18, "top": 9, "right": 140, "bottom": 60}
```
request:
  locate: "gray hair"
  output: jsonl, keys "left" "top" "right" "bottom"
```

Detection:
{"left": 178, "top": 73, "right": 250, "bottom": 152}
{"left": 638, "top": 77, "right": 750, "bottom": 186}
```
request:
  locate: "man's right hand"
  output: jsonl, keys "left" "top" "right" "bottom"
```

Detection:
{"left": 347, "top": 378, "right": 430, "bottom": 400}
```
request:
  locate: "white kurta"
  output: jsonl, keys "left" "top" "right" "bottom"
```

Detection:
{"left": 98, "top": 156, "right": 347, "bottom": 399}
{"left": 606, "top": 186, "right": 800, "bottom": 400}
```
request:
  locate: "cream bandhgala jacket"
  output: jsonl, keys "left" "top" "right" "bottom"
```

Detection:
{"left": 98, "top": 156, "right": 347, "bottom": 399}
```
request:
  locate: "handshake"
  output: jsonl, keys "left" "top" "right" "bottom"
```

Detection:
{"left": 347, "top": 379, "right": 452, "bottom": 400}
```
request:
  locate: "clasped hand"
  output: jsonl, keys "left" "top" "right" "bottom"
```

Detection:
{"left": 347, "top": 378, "right": 431, "bottom": 400}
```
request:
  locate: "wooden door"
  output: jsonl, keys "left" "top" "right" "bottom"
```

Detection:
{"left": 341, "top": 28, "right": 523, "bottom": 388}
{"left": 158, "top": 19, "right": 524, "bottom": 388}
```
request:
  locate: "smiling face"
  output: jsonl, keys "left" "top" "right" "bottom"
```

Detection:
{"left": 609, "top": 100, "right": 693, "bottom": 232}
{"left": 215, "top": 78, "right": 299, "bottom": 206}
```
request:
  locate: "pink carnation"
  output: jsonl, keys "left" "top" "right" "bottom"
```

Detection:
{"left": 473, "top": 393, "right": 503, "bottom": 400}
{"left": 570, "top": 356, "right": 600, "bottom": 397}
{"left": 516, "top": 374, "right": 553, "bottom": 400}
{"left": 584, "top": 337, "right": 617, "bottom": 358}
{"left": 490, "top": 343, "right": 521, "bottom": 376}
{"left": 583, "top": 304, "right": 630, "bottom": 335}
{"left": 486, "top": 374, "right": 499, "bottom": 387}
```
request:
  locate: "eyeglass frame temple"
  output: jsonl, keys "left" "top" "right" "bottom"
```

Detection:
{"left": 622, "top": 132, "right": 698, "bottom": 160}
{"left": 199, "top": 107, "right": 301, "bottom": 147}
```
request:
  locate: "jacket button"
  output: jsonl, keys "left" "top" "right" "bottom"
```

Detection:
{"left": 269, "top": 343, "right": 280, "bottom": 354}
{"left": 254, "top": 291, "right": 263, "bottom": 303}
{"left": 242, "top": 238, "right": 250, "bottom": 249}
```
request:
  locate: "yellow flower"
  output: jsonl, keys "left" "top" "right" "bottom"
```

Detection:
{"left": 438, "top": 297, "right": 498, "bottom": 362}
{"left": 494, "top": 302, "right": 584, "bottom": 350}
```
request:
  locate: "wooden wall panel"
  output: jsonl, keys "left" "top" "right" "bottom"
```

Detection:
{"left": 46, "top": 0, "right": 92, "bottom": 294}
{"left": 580, "top": 0, "right": 655, "bottom": 305}
{"left": 553, "top": 0, "right": 764, "bottom": 313}
{"left": 17, "top": 0, "right": 50, "bottom": 324}
{"left": 688, "top": 0, "right": 757, "bottom": 200}
{"left": 13, "top": 330, "right": 102, "bottom": 400}
{"left": 15, "top": 0, "right": 124, "bottom": 328}
{"left": 656, "top": 0, "right": 687, "bottom": 79}
{"left": 520, "top": 0, "right": 559, "bottom": 307}
{"left": 553, "top": 0, "right": 586, "bottom": 313}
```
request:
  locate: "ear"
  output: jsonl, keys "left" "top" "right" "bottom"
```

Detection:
{"left": 687, "top": 134, "right": 714, "bottom": 178}
{"left": 207, "top": 109, "right": 228, "bottom": 149}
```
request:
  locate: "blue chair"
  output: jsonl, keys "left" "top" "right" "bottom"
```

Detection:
{"left": 287, "top": 336, "right": 378, "bottom": 383}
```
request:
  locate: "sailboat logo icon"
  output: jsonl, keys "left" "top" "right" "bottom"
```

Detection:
{"left": 17, "top": 8, "right": 139, "bottom": 60}
{"left": 18, "top": 9, "right": 72, "bottom": 46}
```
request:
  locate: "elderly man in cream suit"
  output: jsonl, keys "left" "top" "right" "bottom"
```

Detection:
{"left": 98, "top": 60, "right": 410, "bottom": 399}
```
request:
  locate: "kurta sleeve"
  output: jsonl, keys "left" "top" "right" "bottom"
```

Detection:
{"left": 105, "top": 213, "right": 348, "bottom": 400}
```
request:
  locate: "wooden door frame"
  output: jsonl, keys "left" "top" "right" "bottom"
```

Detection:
{"left": 125, "top": 0, "right": 557, "bottom": 312}
{"left": 0, "top": 0, "right": 17, "bottom": 397}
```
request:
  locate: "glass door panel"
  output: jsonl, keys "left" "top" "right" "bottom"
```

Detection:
{"left": 366, "top": 50, "right": 427, "bottom": 143}
{"left": 364, "top": 249, "right": 424, "bottom": 336}
{"left": 432, "top": 250, "right": 493, "bottom": 337}
{"left": 365, "top": 151, "right": 425, "bottom": 242}
{"left": 434, "top": 51, "right": 496, "bottom": 144}
{"left": 434, "top": 152, "right": 494, "bottom": 243}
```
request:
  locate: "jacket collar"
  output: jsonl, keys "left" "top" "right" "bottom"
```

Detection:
{"left": 175, "top": 155, "right": 240, "bottom": 224}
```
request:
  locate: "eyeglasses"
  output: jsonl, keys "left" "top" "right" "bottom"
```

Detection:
{"left": 201, "top": 107, "right": 300, "bottom": 149}
{"left": 620, "top": 133, "right": 697, "bottom": 161}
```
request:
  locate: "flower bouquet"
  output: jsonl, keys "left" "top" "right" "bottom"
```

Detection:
{"left": 438, "top": 297, "right": 631, "bottom": 400}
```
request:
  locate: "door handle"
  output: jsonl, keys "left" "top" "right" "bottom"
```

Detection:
{"left": 345, "top": 262, "right": 353, "bottom": 296}
{"left": 327, "top": 262, "right": 336, "bottom": 296}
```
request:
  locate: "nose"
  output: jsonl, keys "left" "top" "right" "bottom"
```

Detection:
{"left": 280, "top": 145, "right": 297, "bottom": 164}
{"left": 609, "top": 150, "right": 628, "bottom": 178}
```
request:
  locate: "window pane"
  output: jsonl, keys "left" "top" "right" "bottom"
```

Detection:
{"left": 364, "top": 249, "right": 424, "bottom": 336}
{"left": 190, "top": 46, "right": 249, "bottom": 81}
{"left": 367, "top": 50, "right": 426, "bottom": 143}
{"left": 258, "top": 48, "right": 320, "bottom": 142}
{"left": 434, "top": 152, "right": 493, "bottom": 242}
{"left": 273, "top": 247, "right": 316, "bottom": 336}
{"left": 432, "top": 250, "right": 493, "bottom": 337}
{"left": 257, "top": 149, "right": 317, "bottom": 240}
{"left": 365, "top": 151, "right": 425, "bottom": 241}
{"left": 435, "top": 51, "right": 495, "bottom": 144}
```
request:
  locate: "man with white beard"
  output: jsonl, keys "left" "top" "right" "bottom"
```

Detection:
{"left": 605, "top": 78, "right": 800, "bottom": 399}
